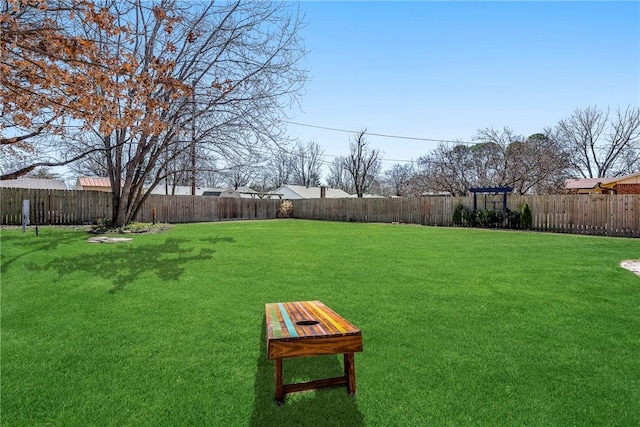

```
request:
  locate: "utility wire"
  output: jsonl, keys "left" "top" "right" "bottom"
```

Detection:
{"left": 285, "top": 121, "right": 476, "bottom": 145}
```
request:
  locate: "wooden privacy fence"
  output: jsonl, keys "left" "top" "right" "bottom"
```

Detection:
{"left": 2, "top": 188, "right": 639, "bottom": 237}
{"left": 291, "top": 194, "right": 640, "bottom": 237}
{"left": 0, "top": 188, "right": 280, "bottom": 225}
{"left": 291, "top": 196, "right": 462, "bottom": 225}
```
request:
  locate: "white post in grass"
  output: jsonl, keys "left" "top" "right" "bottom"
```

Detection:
{"left": 22, "top": 200, "right": 30, "bottom": 233}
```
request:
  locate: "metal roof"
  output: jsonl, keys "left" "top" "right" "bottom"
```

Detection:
{"left": 564, "top": 178, "right": 603, "bottom": 189}
{"left": 77, "top": 177, "right": 112, "bottom": 188}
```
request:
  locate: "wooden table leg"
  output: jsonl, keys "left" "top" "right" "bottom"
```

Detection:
{"left": 344, "top": 353, "right": 356, "bottom": 394}
{"left": 275, "top": 358, "right": 284, "bottom": 404}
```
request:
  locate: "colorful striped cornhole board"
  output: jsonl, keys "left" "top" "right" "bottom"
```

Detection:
{"left": 265, "top": 300, "right": 363, "bottom": 403}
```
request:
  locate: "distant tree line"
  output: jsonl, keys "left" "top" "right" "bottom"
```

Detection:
{"left": 400, "top": 105, "right": 640, "bottom": 197}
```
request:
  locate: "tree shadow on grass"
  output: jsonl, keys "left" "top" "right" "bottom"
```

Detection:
{"left": 1, "top": 229, "right": 83, "bottom": 274}
{"left": 250, "top": 317, "right": 365, "bottom": 427}
{"left": 25, "top": 235, "right": 234, "bottom": 293}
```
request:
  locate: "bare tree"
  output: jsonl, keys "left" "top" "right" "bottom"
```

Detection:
{"left": 68, "top": 149, "right": 109, "bottom": 178}
{"left": 26, "top": 167, "right": 61, "bottom": 180}
{"left": 326, "top": 156, "right": 354, "bottom": 194}
{"left": 251, "top": 167, "right": 272, "bottom": 193}
{"left": 383, "top": 163, "right": 414, "bottom": 196}
{"left": 290, "top": 141, "right": 324, "bottom": 187}
{"left": 505, "top": 131, "right": 571, "bottom": 194}
{"left": 467, "top": 140, "right": 505, "bottom": 187}
{"left": 157, "top": 142, "right": 223, "bottom": 194}
{"left": 260, "top": 146, "right": 294, "bottom": 190}
{"left": 415, "top": 143, "right": 474, "bottom": 196}
{"left": 220, "top": 163, "right": 257, "bottom": 190}
{"left": 255, "top": 140, "right": 324, "bottom": 192}
{"left": 556, "top": 105, "right": 640, "bottom": 178}
{"left": 199, "top": 168, "right": 224, "bottom": 189}
{"left": 62, "top": 0, "right": 307, "bottom": 226}
{"left": 475, "top": 127, "right": 570, "bottom": 194}
{"left": 402, "top": 158, "right": 433, "bottom": 197}
{"left": 343, "top": 130, "right": 381, "bottom": 197}
{"left": 414, "top": 128, "right": 570, "bottom": 196}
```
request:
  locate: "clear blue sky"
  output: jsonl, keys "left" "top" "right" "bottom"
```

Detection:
{"left": 286, "top": 1, "right": 640, "bottom": 173}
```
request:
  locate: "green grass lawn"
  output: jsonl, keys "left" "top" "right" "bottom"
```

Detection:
{"left": 2, "top": 220, "right": 639, "bottom": 426}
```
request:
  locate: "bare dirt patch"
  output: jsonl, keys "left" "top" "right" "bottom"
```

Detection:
{"left": 620, "top": 260, "right": 640, "bottom": 277}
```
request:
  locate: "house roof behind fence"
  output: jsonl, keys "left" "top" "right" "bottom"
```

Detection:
{"left": 77, "top": 177, "right": 112, "bottom": 188}
{"left": 565, "top": 172, "right": 640, "bottom": 190}
{"left": 148, "top": 186, "right": 245, "bottom": 196}
{"left": 277, "top": 185, "right": 350, "bottom": 199}
{"left": 0, "top": 178, "right": 67, "bottom": 190}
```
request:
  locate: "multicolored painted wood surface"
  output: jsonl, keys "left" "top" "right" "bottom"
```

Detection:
{"left": 265, "top": 300, "right": 363, "bottom": 402}
{"left": 265, "top": 300, "right": 361, "bottom": 341}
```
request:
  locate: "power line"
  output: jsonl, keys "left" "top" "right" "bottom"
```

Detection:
{"left": 279, "top": 147, "right": 418, "bottom": 166}
{"left": 285, "top": 121, "right": 476, "bottom": 145}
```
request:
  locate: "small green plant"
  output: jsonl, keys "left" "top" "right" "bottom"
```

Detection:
{"left": 90, "top": 218, "right": 112, "bottom": 233}
{"left": 452, "top": 204, "right": 465, "bottom": 225}
{"left": 90, "top": 220, "right": 170, "bottom": 234}
{"left": 278, "top": 200, "right": 293, "bottom": 218}
{"left": 453, "top": 204, "right": 480, "bottom": 227}
{"left": 507, "top": 209, "right": 521, "bottom": 229}
{"left": 474, "top": 209, "right": 500, "bottom": 227}
{"left": 521, "top": 203, "right": 532, "bottom": 229}
{"left": 124, "top": 222, "right": 155, "bottom": 233}
{"left": 463, "top": 207, "right": 476, "bottom": 227}
{"left": 477, "top": 210, "right": 490, "bottom": 227}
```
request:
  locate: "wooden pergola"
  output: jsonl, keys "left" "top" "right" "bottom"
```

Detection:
{"left": 468, "top": 186, "right": 514, "bottom": 224}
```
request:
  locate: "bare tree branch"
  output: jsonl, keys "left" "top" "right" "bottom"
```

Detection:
{"left": 556, "top": 105, "right": 640, "bottom": 178}
{"left": 343, "top": 130, "right": 381, "bottom": 197}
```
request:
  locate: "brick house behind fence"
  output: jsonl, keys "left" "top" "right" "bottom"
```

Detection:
{"left": 565, "top": 171, "right": 640, "bottom": 195}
